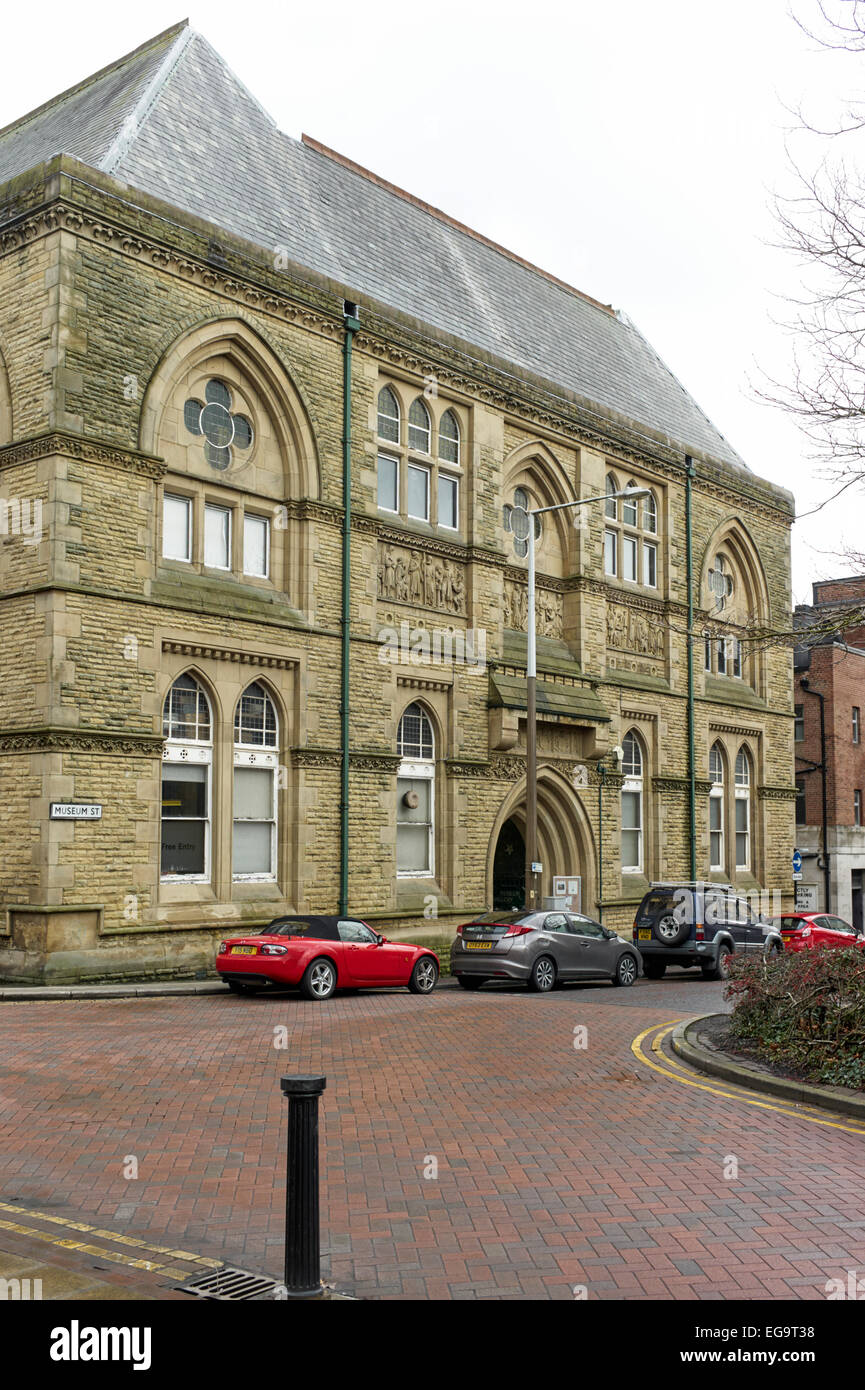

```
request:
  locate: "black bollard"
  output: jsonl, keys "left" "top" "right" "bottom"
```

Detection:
{"left": 280, "top": 1074, "right": 327, "bottom": 1299}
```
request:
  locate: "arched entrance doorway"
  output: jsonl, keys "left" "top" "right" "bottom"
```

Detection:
{"left": 492, "top": 818, "right": 525, "bottom": 909}
{"left": 486, "top": 766, "right": 597, "bottom": 915}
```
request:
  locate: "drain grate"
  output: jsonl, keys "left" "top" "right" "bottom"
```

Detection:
{"left": 176, "top": 1266, "right": 283, "bottom": 1301}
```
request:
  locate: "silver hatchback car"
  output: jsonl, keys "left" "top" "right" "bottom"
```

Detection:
{"left": 451, "top": 910, "right": 642, "bottom": 992}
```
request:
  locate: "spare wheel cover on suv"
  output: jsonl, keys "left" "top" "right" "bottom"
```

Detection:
{"left": 653, "top": 911, "right": 690, "bottom": 947}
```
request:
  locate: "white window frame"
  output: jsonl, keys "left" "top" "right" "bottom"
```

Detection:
{"left": 709, "top": 746, "right": 725, "bottom": 871}
{"left": 438, "top": 472, "right": 459, "bottom": 531}
{"left": 377, "top": 453, "right": 399, "bottom": 514}
{"left": 161, "top": 742, "right": 212, "bottom": 884}
{"left": 243, "top": 513, "right": 270, "bottom": 578}
{"left": 621, "top": 732, "right": 644, "bottom": 874}
{"left": 438, "top": 409, "right": 461, "bottom": 466}
{"left": 397, "top": 759, "right": 435, "bottom": 878}
{"left": 204, "top": 502, "right": 232, "bottom": 571}
{"left": 604, "top": 529, "right": 617, "bottom": 577}
{"left": 643, "top": 541, "right": 657, "bottom": 589}
{"left": 407, "top": 463, "right": 430, "bottom": 522}
{"left": 622, "top": 534, "right": 638, "bottom": 583}
{"left": 232, "top": 685, "right": 279, "bottom": 881}
{"left": 734, "top": 751, "right": 751, "bottom": 870}
{"left": 163, "top": 493, "right": 192, "bottom": 562}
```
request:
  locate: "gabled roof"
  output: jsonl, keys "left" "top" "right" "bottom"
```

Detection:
{"left": 0, "top": 21, "right": 748, "bottom": 471}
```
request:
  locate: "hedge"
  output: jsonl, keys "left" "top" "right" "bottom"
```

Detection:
{"left": 725, "top": 946, "right": 865, "bottom": 1090}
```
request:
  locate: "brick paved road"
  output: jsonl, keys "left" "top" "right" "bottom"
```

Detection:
{"left": 0, "top": 976, "right": 863, "bottom": 1300}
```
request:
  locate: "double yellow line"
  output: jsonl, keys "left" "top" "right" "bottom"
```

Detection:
{"left": 631, "top": 1020, "right": 865, "bottom": 1136}
{"left": 0, "top": 1198, "right": 222, "bottom": 1282}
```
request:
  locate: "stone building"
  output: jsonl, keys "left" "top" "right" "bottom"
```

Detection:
{"left": 794, "top": 578, "right": 865, "bottom": 928}
{"left": 0, "top": 22, "right": 796, "bottom": 982}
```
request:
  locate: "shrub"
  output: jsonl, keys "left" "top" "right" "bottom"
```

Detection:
{"left": 725, "top": 946, "right": 865, "bottom": 1090}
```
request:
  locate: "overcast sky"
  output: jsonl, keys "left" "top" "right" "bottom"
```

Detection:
{"left": 2, "top": 0, "right": 862, "bottom": 605}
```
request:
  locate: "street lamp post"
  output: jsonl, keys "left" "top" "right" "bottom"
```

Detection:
{"left": 507, "top": 485, "right": 649, "bottom": 915}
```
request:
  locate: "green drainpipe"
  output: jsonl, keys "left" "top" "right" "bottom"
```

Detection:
{"left": 340, "top": 302, "right": 360, "bottom": 917}
{"left": 685, "top": 455, "right": 697, "bottom": 881}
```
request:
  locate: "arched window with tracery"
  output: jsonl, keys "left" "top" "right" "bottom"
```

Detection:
{"left": 621, "top": 730, "right": 645, "bottom": 872}
{"left": 397, "top": 703, "right": 435, "bottom": 876}
{"left": 735, "top": 748, "right": 751, "bottom": 871}
{"left": 161, "top": 674, "right": 212, "bottom": 881}
{"left": 233, "top": 682, "right": 279, "bottom": 880}
{"left": 709, "top": 743, "right": 725, "bottom": 871}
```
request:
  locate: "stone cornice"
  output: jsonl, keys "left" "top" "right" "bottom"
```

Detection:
{"left": 0, "top": 199, "right": 344, "bottom": 344}
{"left": 0, "top": 726, "right": 162, "bottom": 755}
{"left": 396, "top": 675, "right": 453, "bottom": 691}
{"left": 708, "top": 721, "right": 762, "bottom": 738}
{"left": 289, "top": 747, "right": 402, "bottom": 772}
{"left": 0, "top": 431, "right": 166, "bottom": 479}
{"left": 283, "top": 499, "right": 343, "bottom": 527}
{"left": 290, "top": 747, "right": 340, "bottom": 768}
{"left": 758, "top": 784, "right": 798, "bottom": 801}
{"left": 161, "top": 640, "right": 298, "bottom": 670}
{"left": 652, "top": 775, "right": 714, "bottom": 795}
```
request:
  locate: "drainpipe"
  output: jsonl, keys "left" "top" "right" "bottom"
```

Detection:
{"left": 800, "top": 677, "right": 831, "bottom": 911}
{"left": 597, "top": 762, "right": 605, "bottom": 924}
{"left": 339, "top": 301, "right": 360, "bottom": 918}
{"left": 685, "top": 456, "right": 697, "bottom": 881}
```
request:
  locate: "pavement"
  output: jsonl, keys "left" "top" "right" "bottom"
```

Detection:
{"left": 1, "top": 974, "right": 864, "bottom": 1300}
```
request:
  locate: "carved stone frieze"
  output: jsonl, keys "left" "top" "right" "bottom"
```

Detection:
{"left": 377, "top": 542, "right": 466, "bottom": 614}
{"left": 503, "top": 581, "right": 563, "bottom": 638}
{"left": 606, "top": 602, "right": 665, "bottom": 658}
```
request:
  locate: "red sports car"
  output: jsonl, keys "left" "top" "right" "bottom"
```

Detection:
{"left": 216, "top": 914, "right": 439, "bottom": 1001}
{"left": 770, "top": 912, "right": 865, "bottom": 954}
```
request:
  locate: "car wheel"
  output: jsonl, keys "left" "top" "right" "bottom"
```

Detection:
{"left": 226, "top": 980, "right": 255, "bottom": 995}
{"left": 528, "top": 955, "right": 556, "bottom": 993}
{"left": 408, "top": 956, "right": 438, "bottom": 994}
{"left": 643, "top": 961, "right": 666, "bottom": 980}
{"left": 653, "top": 913, "right": 690, "bottom": 947}
{"left": 702, "top": 947, "right": 733, "bottom": 981}
{"left": 614, "top": 953, "right": 638, "bottom": 987}
{"left": 301, "top": 957, "right": 337, "bottom": 1001}
{"left": 457, "top": 976, "right": 484, "bottom": 990}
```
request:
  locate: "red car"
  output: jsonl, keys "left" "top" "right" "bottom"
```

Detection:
{"left": 770, "top": 912, "right": 865, "bottom": 954}
{"left": 216, "top": 914, "right": 439, "bottom": 1001}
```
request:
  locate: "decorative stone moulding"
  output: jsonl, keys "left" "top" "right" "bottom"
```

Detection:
{"left": 0, "top": 432, "right": 166, "bottom": 479}
{"left": 0, "top": 727, "right": 163, "bottom": 756}
{"left": 161, "top": 640, "right": 297, "bottom": 670}
{"left": 377, "top": 541, "right": 466, "bottom": 615}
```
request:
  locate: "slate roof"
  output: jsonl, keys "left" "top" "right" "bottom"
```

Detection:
{"left": 0, "top": 20, "right": 748, "bottom": 471}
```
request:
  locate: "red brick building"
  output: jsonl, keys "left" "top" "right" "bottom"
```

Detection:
{"left": 793, "top": 578, "right": 865, "bottom": 929}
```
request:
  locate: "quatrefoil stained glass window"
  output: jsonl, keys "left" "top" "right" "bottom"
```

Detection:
{"left": 502, "top": 486, "right": 542, "bottom": 558}
{"left": 184, "top": 379, "right": 253, "bottom": 471}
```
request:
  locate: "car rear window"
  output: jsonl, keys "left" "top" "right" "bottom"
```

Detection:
{"left": 263, "top": 916, "right": 340, "bottom": 940}
{"left": 637, "top": 891, "right": 681, "bottom": 923}
{"left": 466, "top": 911, "right": 542, "bottom": 934}
{"left": 775, "top": 917, "right": 804, "bottom": 931}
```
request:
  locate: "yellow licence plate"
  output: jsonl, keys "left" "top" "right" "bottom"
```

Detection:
{"left": 638, "top": 930, "right": 651, "bottom": 940}
{"left": 231, "top": 945, "right": 257, "bottom": 955}
{"left": 466, "top": 941, "right": 493, "bottom": 950}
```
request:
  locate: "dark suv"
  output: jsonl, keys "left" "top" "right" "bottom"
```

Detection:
{"left": 632, "top": 882, "right": 784, "bottom": 980}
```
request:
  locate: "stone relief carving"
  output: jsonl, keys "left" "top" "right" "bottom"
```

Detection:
{"left": 503, "top": 581, "right": 563, "bottom": 638}
{"left": 606, "top": 602, "right": 665, "bottom": 657}
{"left": 377, "top": 543, "right": 466, "bottom": 614}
